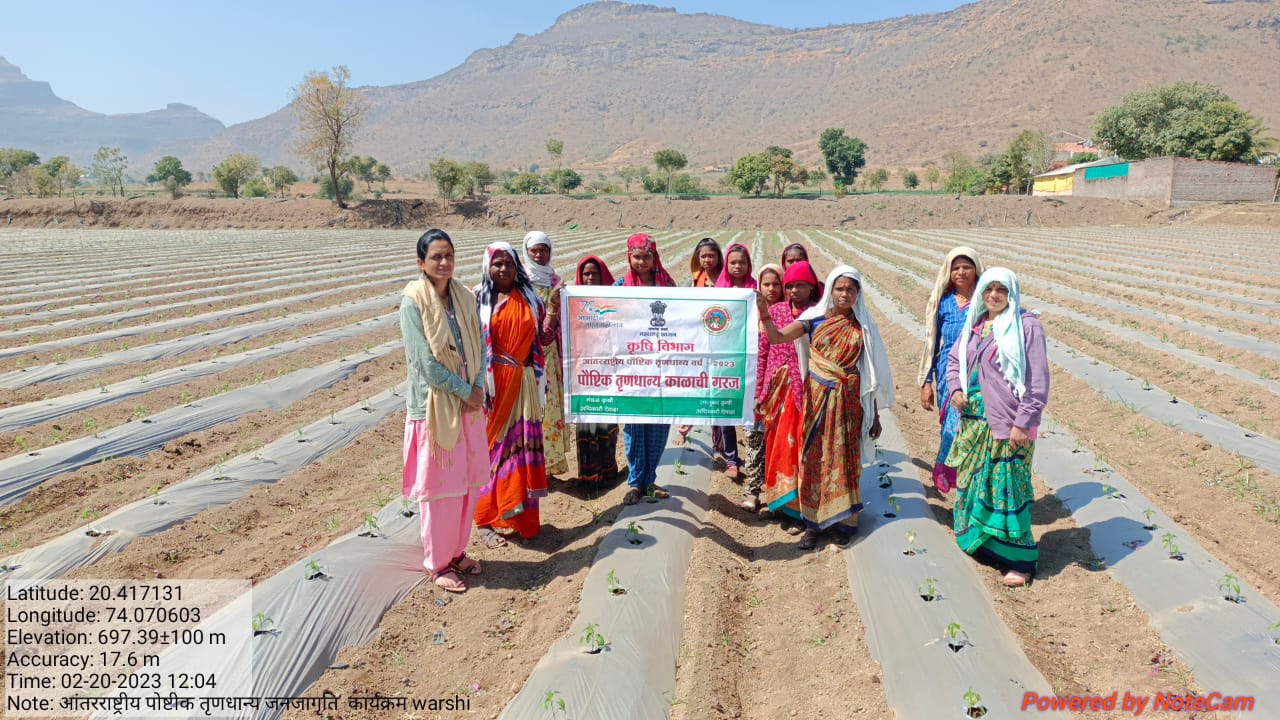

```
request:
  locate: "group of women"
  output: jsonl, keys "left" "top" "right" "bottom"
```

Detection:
{"left": 399, "top": 228, "right": 1048, "bottom": 593}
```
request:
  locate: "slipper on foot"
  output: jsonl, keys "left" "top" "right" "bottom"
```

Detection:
{"left": 450, "top": 555, "right": 482, "bottom": 575}
{"left": 477, "top": 527, "right": 507, "bottom": 549}
{"left": 431, "top": 570, "right": 467, "bottom": 593}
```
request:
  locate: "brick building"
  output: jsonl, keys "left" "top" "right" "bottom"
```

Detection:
{"left": 1033, "top": 157, "right": 1279, "bottom": 206}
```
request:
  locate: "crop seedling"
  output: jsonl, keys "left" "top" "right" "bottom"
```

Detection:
{"left": 1141, "top": 378, "right": 1152, "bottom": 391}
{"left": 305, "top": 559, "right": 329, "bottom": 581}
{"left": 252, "top": 613, "right": 278, "bottom": 636}
{"left": 1218, "top": 573, "right": 1244, "bottom": 604}
{"left": 919, "top": 577, "right": 939, "bottom": 602}
{"left": 944, "top": 621, "right": 970, "bottom": 652}
{"left": 329, "top": 409, "right": 338, "bottom": 425}
{"left": 296, "top": 426, "right": 306, "bottom": 442}
{"left": 963, "top": 687, "right": 987, "bottom": 718}
{"left": 146, "top": 485, "right": 162, "bottom": 504}
{"left": 1161, "top": 531, "right": 1183, "bottom": 560}
{"left": 878, "top": 471, "right": 892, "bottom": 489}
{"left": 580, "top": 623, "right": 606, "bottom": 654}
{"left": 884, "top": 495, "right": 900, "bottom": 518}
{"left": 674, "top": 457, "right": 684, "bottom": 475}
{"left": 14, "top": 435, "right": 31, "bottom": 455}
{"left": 400, "top": 497, "right": 416, "bottom": 518}
{"left": 903, "top": 529, "right": 924, "bottom": 556}
{"left": 542, "top": 690, "right": 567, "bottom": 719}
{"left": 1142, "top": 508, "right": 1157, "bottom": 531}
{"left": 82, "top": 418, "right": 99, "bottom": 438}
{"left": 97, "top": 380, "right": 109, "bottom": 394}
{"left": 358, "top": 513, "right": 380, "bottom": 537}
{"left": 1270, "top": 621, "right": 1280, "bottom": 645}
{"left": 180, "top": 391, "right": 193, "bottom": 406}
{"left": 625, "top": 521, "right": 644, "bottom": 545}
{"left": 606, "top": 570, "right": 626, "bottom": 595}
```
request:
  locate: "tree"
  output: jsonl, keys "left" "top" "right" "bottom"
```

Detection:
{"left": 25, "top": 165, "right": 56, "bottom": 197}
{"left": 923, "top": 166, "right": 941, "bottom": 190}
{"left": 990, "top": 130, "right": 1052, "bottom": 194}
{"left": 1093, "top": 82, "right": 1266, "bottom": 162}
{"left": 618, "top": 166, "right": 643, "bottom": 195}
{"left": 900, "top": 169, "right": 920, "bottom": 190}
{"left": 459, "top": 161, "right": 492, "bottom": 196}
{"left": 374, "top": 163, "right": 391, "bottom": 188}
{"left": 41, "top": 156, "right": 78, "bottom": 197}
{"left": 546, "top": 138, "right": 565, "bottom": 193}
{"left": 346, "top": 156, "right": 379, "bottom": 192}
{"left": 808, "top": 168, "right": 829, "bottom": 195}
{"left": 91, "top": 146, "right": 127, "bottom": 197}
{"left": 547, "top": 168, "right": 582, "bottom": 193}
{"left": 318, "top": 175, "right": 354, "bottom": 200}
{"left": 508, "top": 171, "right": 543, "bottom": 195}
{"left": 0, "top": 148, "right": 40, "bottom": 183}
{"left": 147, "top": 156, "right": 193, "bottom": 199}
{"left": 266, "top": 166, "right": 300, "bottom": 197}
{"left": 430, "top": 158, "right": 464, "bottom": 207}
{"left": 1068, "top": 152, "right": 1099, "bottom": 165}
{"left": 668, "top": 173, "right": 703, "bottom": 196}
{"left": 653, "top": 148, "right": 688, "bottom": 197}
{"left": 764, "top": 146, "right": 807, "bottom": 197}
{"left": 818, "top": 128, "right": 867, "bottom": 193}
{"left": 865, "top": 168, "right": 890, "bottom": 192}
{"left": 729, "top": 153, "right": 771, "bottom": 197}
{"left": 292, "top": 65, "right": 366, "bottom": 208}
{"left": 211, "top": 154, "right": 262, "bottom": 198}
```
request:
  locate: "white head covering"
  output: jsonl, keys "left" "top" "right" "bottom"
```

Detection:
{"left": 796, "top": 265, "right": 895, "bottom": 464}
{"left": 956, "top": 267, "right": 1026, "bottom": 399}
{"left": 522, "top": 230, "right": 557, "bottom": 288}
{"left": 916, "top": 246, "right": 984, "bottom": 386}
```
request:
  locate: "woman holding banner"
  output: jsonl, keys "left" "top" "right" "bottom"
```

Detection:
{"left": 572, "top": 255, "right": 620, "bottom": 483}
{"left": 399, "top": 229, "right": 487, "bottom": 593}
{"left": 615, "top": 233, "right": 677, "bottom": 505}
{"left": 523, "top": 231, "right": 569, "bottom": 478}
{"left": 473, "top": 242, "right": 552, "bottom": 545}
{"left": 758, "top": 265, "right": 893, "bottom": 550}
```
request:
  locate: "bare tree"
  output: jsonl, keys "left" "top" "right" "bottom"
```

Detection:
{"left": 291, "top": 66, "right": 366, "bottom": 208}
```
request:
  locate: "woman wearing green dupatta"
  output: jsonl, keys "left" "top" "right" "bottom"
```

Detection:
{"left": 943, "top": 267, "right": 1049, "bottom": 587}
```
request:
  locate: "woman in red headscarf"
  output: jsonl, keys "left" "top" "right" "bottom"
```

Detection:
{"left": 572, "top": 255, "right": 620, "bottom": 482}
{"left": 614, "top": 234, "right": 677, "bottom": 504}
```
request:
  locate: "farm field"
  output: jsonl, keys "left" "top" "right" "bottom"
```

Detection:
{"left": 2, "top": 225, "right": 1278, "bottom": 719}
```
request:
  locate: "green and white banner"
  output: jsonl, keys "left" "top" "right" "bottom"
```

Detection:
{"left": 561, "top": 286, "right": 759, "bottom": 425}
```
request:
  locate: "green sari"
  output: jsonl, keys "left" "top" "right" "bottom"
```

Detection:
{"left": 945, "top": 364, "right": 1038, "bottom": 573}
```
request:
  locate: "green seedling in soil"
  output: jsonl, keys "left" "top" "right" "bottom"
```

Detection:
{"left": 358, "top": 513, "right": 380, "bottom": 537}
{"left": 212, "top": 520, "right": 233, "bottom": 534}
{"left": 878, "top": 472, "right": 892, "bottom": 489}
{"left": 673, "top": 457, "right": 684, "bottom": 475}
{"left": 361, "top": 398, "right": 372, "bottom": 412}
{"left": 97, "top": 380, "right": 109, "bottom": 394}
{"left": 305, "top": 559, "right": 329, "bottom": 581}
{"left": 964, "top": 688, "right": 987, "bottom": 718}
{"left": 919, "top": 577, "right": 939, "bottom": 601}
{"left": 542, "top": 690, "right": 567, "bottom": 718}
{"left": 1218, "top": 573, "right": 1244, "bottom": 603}
{"left": 399, "top": 497, "right": 415, "bottom": 518}
{"left": 14, "top": 435, "right": 30, "bottom": 454}
{"left": 77, "top": 508, "right": 98, "bottom": 521}
{"left": 1141, "top": 378, "right": 1152, "bottom": 391}
{"left": 884, "top": 495, "right": 900, "bottom": 518}
{"left": 252, "top": 612, "right": 278, "bottom": 636}
{"left": 606, "top": 570, "right": 626, "bottom": 595}
{"left": 329, "top": 410, "right": 338, "bottom": 425}
{"left": 944, "top": 621, "right": 969, "bottom": 651}
{"left": 663, "top": 691, "right": 686, "bottom": 707}
{"left": 903, "top": 529, "right": 923, "bottom": 555}
{"left": 1169, "top": 394, "right": 1179, "bottom": 404}
{"left": 625, "top": 521, "right": 644, "bottom": 545}
{"left": 49, "top": 428, "right": 67, "bottom": 444}
{"left": 296, "top": 426, "right": 306, "bottom": 442}
{"left": 580, "top": 623, "right": 606, "bottom": 654}
{"left": 254, "top": 373, "right": 264, "bottom": 384}
{"left": 83, "top": 418, "right": 99, "bottom": 438}
{"left": 132, "top": 406, "right": 149, "bottom": 421}
{"left": 180, "top": 391, "right": 193, "bottom": 406}
{"left": 1142, "top": 508, "right": 1157, "bottom": 530}
{"left": 54, "top": 352, "right": 65, "bottom": 364}
{"left": 137, "top": 372, "right": 147, "bottom": 383}
{"left": 146, "top": 485, "right": 161, "bottom": 503}
{"left": 1270, "top": 621, "right": 1280, "bottom": 645}
{"left": 1161, "top": 531, "right": 1183, "bottom": 560}
{"left": 323, "top": 517, "right": 340, "bottom": 532}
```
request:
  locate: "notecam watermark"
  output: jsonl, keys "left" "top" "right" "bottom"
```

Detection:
{"left": 1021, "top": 691, "right": 1255, "bottom": 715}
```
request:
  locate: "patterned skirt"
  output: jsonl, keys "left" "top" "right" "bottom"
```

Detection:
{"left": 945, "top": 384, "right": 1038, "bottom": 573}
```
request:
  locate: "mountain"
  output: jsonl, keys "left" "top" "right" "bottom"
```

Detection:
{"left": 45, "top": 0, "right": 1280, "bottom": 175}
{"left": 0, "top": 57, "right": 224, "bottom": 169}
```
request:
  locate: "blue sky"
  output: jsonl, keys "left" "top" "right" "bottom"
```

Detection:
{"left": 5, "top": 1, "right": 969, "bottom": 126}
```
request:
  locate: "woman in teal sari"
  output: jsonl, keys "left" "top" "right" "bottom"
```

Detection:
{"left": 944, "top": 267, "right": 1049, "bottom": 587}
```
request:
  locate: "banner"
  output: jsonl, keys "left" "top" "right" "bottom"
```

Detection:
{"left": 561, "top": 286, "right": 758, "bottom": 425}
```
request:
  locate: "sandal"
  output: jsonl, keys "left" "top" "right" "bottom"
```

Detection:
{"left": 724, "top": 465, "right": 741, "bottom": 481}
{"left": 740, "top": 494, "right": 760, "bottom": 512}
{"left": 431, "top": 569, "right": 467, "bottom": 593}
{"left": 797, "top": 529, "right": 820, "bottom": 550}
{"left": 623, "top": 488, "right": 642, "bottom": 506}
{"left": 647, "top": 485, "right": 671, "bottom": 500}
{"left": 450, "top": 555, "right": 482, "bottom": 576}
{"left": 1003, "top": 570, "right": 1030, "bottom": 588}
{"left": 780, "top": 517, "right": 804, "bottom": 536}
{"left": 477, "top": 526, "right": 507, "bottom": 549}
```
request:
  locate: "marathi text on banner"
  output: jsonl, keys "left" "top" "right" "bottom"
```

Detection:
{"left": 560, "top": 286, "right": 758, "bottom": 425}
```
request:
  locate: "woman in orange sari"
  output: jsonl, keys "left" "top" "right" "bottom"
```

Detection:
{"left": 473, "top": 242, "right": 550, "bottom": 544}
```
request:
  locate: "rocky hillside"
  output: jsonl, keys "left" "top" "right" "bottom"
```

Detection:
{"left": 0, "top": 56, "right": 224, "bottom": 168}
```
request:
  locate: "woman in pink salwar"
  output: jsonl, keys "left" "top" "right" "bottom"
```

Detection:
{"left": 399, "top": 229, "right": 488, "bottom": 593}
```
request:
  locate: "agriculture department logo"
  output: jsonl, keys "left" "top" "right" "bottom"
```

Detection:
{"left": 702, "top": 305, "right": 730, "bottom": 335}
{"left": 649, "top": 300, "right": 668, "bottom": 328}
